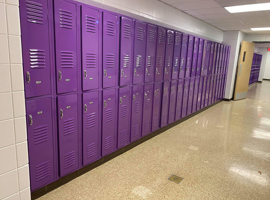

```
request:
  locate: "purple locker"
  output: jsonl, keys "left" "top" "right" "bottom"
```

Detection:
{"left": 211, "top": 43, "right": 218, "bottom": 75}
{"left": 161, "top": 81, "right": 171, "bottom": 127}
{"left": 82, "top": 91, "right": 100, "bottom": 166}
{"left": 208, "top": 42, "right": 214, "bottom": 75}
{"left": 142, "top": 83, "right": 154, "bottom": 136}
{"left": 103, "top": 12, "right": 119, "bottom": 88}
{"left": 218, "top": 45, "right": 224, "bottom": 74}
{"left": 192, "top": 77, "right": 200, "bottom": 113}
{"left": 26, "top": 98, "right": 55, "bottom": 190}
{"left": 58, "top": 94, "right": 79, "bottom": 176}
{"left": 185, "top": 35, "right": 194, "bottom": 78}
{"left": 216, "top": 75, "right": 222, "bottom": 100}
{"left": 155, "top": 27, "right": 166, "bottom": 82}
{"left": 82, "top": 6, "right": 101, "bottom": 91}
{"left": 168, "top": 80, "right": 177, "bottom": 124}
{"left": 181, "top": 78, "right": 190, "bottom": 118}
{"left": 102, "top": 88, "right": 117, "bottom": 156}
{"left": 214, "top": 75, "right": 220, "bottom": 102}
{"left": 145, "top": 24, "right": 157, "bottom": 83}
{"left": 222, "top": 47, "right": 228, "bottom": 74}
{"left": 196, "top": 38, "right": 204, "bottom": 77}
{"left": 196, "top": 77, "right": 203, "bottom": 111}
{"left": 133, "top": 21, "right": 146, "bottom": 84}
{"left": 201, "top": 76, "right": 207, "bottom": 108}
{"left": 211, "top": 75, "right": 217, "bottom": 104}
{"left": 204, "top": 75, "right": 211, "bottom": 107}
{"left": 221, "top": 74, "right": 226, "bottom": 99}
{"left": 164, "top": 30, "right": 175, "bottom": 81}
{"left": 119, "top": 17, "right": 134, "bottom": 86}
{"left": 201, "top": 40, "right": 210, "bottom": 76}
{"left": 179, "top": 34, "right": 188, "bottom": 78}
{"left": 175, "top": 79, "right": 184, "bottom": 121}
{"left": 130, "top": 84, "right": 143, "bottom": 142}
{"left": 215, "top": 44, "right": 221, "bottom": 74}
{"left": 191, "top": 37, "right": 199, "bottom": 77}
{"left": 152, "top": 82, "right": 162, "bottom": 132}
{"left": 208, "top": 75, "right": 214, "bottom": 106}
{"left": 55, "top": 0, "right": 78, "bottom": 94}
{"left": 20, "top": 0, "right": 52, "bottom": 98}
{"left": 172, "top": 32, "right": 182, "bottom": 80}
{"left": 118, "top": 87, "right": 131, "bottom": 148}
{"left": 187, "top": 77, "right": 195, "bottom": 115}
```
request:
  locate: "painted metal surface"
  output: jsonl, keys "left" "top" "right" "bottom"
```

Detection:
{"left": 201, "top": 76, "right": 207, "bottom": 109}
{"left": 155, "top": 27, "right": 166, "bottom": 82}
{"left": 191, "top": 37, "right": 199, "bottom": 78}
{"left": 164, "top": 30, "right": 175, "bottom": 81}
{"left": 172, "top": 32, "right": 182, "bottom": 80}
{"left": 161, "top": 81, "right": 171, "bottom": 127}
{"left": 204, "top": 75, "right": 211, "bottom": 107}
{"left": 185, "top": 35, "right": 194, "bottom": 78}
{"left": 168, "top": 80, "right": 177, "bottom": 124}
{"left": 196, "top": 38, "right": 204, "bottom": 77}
{"left": 142, "top": 83, "right": 154, "bottom": 136}
{"left": 192, "top": 77, "right": 200, "bottom": 113}
{"left": 179, "top": 34, "right": 188, "bottom": 78}
{"left": 197, "top": 76, "right": 204, "bottom": 111}
{"left": 152, "top": 82, "right": 162, "bottom": 132}
{"left": 187, "top": 77, "right": 195, "bottom": 115}
{"left": 175, "top": 79, "right": 184, "bottom": 121}
{"left": 181, "top": 78, "right": 190, "bottom": 118}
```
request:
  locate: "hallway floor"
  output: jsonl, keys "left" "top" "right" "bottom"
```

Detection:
{"left": 38, "top": 81, "right": 270, "bottom": 200}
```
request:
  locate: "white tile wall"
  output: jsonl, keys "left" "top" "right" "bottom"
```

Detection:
{"left": 0, "top": 0, "right": 30, "bottom": 199}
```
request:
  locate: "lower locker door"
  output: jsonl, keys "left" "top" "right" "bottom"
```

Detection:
{"left": 82, "top": 91, "right": 100, "bottom": 166}
{"left": 26, "top": 98, "right": 55, "bottom": 191}
{"left": 168, "top": 80, "right": 177, "bottom": 124}
{"left": 58, "top": 94, "right": 79, "bottom": 177}
{"left": 161, "top": 81, "right": 170, "bottom": 127}
{"left": 152, "top": 82, "right": 162, "bottom": 132}
{"left": 201, "top": 76, "right": 207, "bottom": 108}
{"left": 192, "top": 77, "right": 200, "bottom": 113}
{"left": 142, "top": 83, "right": 154, "bottom": 136}
{"left": 187, "top": 78, "right": 195, "bottom": 116}
{"left": 208, "top": 76, "right": 214, "bottom": 106}
{"left": 181, "top": 78, "right": 190, "bottom": 118}
{"left": 197, "top": 77, "right": 203, "bottom": 111}
{"left": 204, "top": 76, "right": 211, "bottom": 107}
{"left": 175, "top": 79, "right": 184, "bottom": 121}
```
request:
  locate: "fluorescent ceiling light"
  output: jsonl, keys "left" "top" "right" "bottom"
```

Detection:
{"left": 251, "top": 27, "right": 270, "bottom": 31}
{"left": 225, "top": 3, "right": 270, "bottom": 13}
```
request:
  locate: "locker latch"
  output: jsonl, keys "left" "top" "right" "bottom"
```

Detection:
{"left": 165, "top": 67, "right": 167, "bottom": 74}
{"left": 181, "top": 58, "right": 184, "bottom": 66}
{"left": 104, "top": 100, "right": 107, "bottom": 108}
{"left": 154, "top": 90, "right": 157, "bottom": 96}
{"left": 121, "top": 69, "right": 124, "bottom": 77}
{"left": 187, "top": 58, "right": 190, "bottom": 66}
{"left": 120, "top": 97, "right": 122, "bottom": 104}
{"left": 84, "top": 104, "right": 87, "bottom": 113}
{"left": 133, "top": 94, "right": 136, "bottom": 101}
{"left": 145, "top": 68, "right": 148, "bottom": 75}
{"left": 60, "top": 109, "right": 63, "bottom": 119}
{"left": 26, "top": 71, "right": 30, "bottom": 83}
{"left": 156, "top": 68, "right": 158, "bottom": 74}
{"left": 84, "top": 70, "right": 87, "bottom": 79}
{"left": 134, "top": 69, "right": 137, "bottom": 76}
{"left": 58, "top": 71, "right": 62, "bottom": 81}
{"left": 104, "top": 70, "right": 107, "bottom": 77}
{"left": 144, "top": 92, "right": 147, "bottom": 98}
{"left": 29, "top": 114, "right": 33, "bottom": 126}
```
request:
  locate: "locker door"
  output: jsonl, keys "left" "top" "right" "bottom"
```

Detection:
{"left": 196, "top": 38, "right": 204, "bottom": 77}
{"left": 192, "top": 77, "right": 200, "bottom": 113}
{"left": 182, "top": 78, "right": 190, "bottom": 118}
{"left": 168, "top": 80, "right": 177, "bottom": 124}
{"left": 214, "top": 75, "right": 220, "bottom": 102}
{"left": 145, "top": 24, "right": 157, "bottom": 83}
{"left": 164, "top": 30, "right": 175, "bottom": 81}
{"left": 222, "top": 74, "right": 226, "bottom": 99}
{"left": 211, "top": 75, "right": 217, "bottom": 104}
{"left": 187, "top": 78, "right": 195, "bottom": 116}
{"left": 102, "top": 88, "right": 117, "bottom": 156}
{"left": 20, "top": 0, "right": 51, "bottom": 98}
{"left": 208, "top": 75, "right": 214, "bottom": 106}
{"left": 55, "top": 0, "right": 77, "bottom": 94}
{"left": 204, "top": 75, "right": 211, "bottom": 107}
{"left": 119, "top": 17, "right": 134, "bottom": 86}
{"left": 118, "top": 87, "right": 131, "bottom": 148}
{"left": 211, "top": 43, "right": 218, "bottom": 75}
{"left": 172, "top": 32, "right": 182, "bottom": 80}
{"left": 215, "top": 44, "right": 221, "bottom": 74}
{"left": 208, "top": 42, "right": 214, "bottom": 75}
{"left": 130, "top": 84, "right": 143, "bottom": 142}
{"left": 201, "top": 40, "right": 210, "bottom": 76}
{"left": 155, "top": 27, "right": 166, "bottom": 82}
{"left": 58, "top": 94, "right": 79, "bottom": 176}
{"left": 26, "top": 98, "right": 55, "bottom": 190}
{"left": 218, "top": 45, "right": 224, "bottom": 74}
{"left": 82, "top": 6, "right": 101, "bottom": 91}
{"left": 201, "top": 76, "right": 207, "bottom": 108}
{"left": 185, "top": 35, "right": 194, "bottom": 78}
{"left": 175, "top": 79, "right": 184, "bottom": 121}
{"left": 179, "top": 34, "right": 188, "bottom": 78}
{"left": 103, "top": 12, "right": 119, "bottom": 88}
{"left": 197, "top": 77, "right": 203, "bottom": 111}
{"left": 161, "top": 81, "right": 171, "bottom": 127}
{"left": 82, "top": 91, "right": 100, "bottom": 166}
{"left": 191, "top": 37, "right": 199, "bottom": 78}
{"left": 133, "top": 21, "right": 146, "bottom": 84}
{"left": 142, "top": 83, "right": 154, "bottom": 136}
{"left": 152, "top": 82, "right": 162, "bottom": 132}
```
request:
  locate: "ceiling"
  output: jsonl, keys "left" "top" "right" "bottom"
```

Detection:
{"left": 160, "top": 0, "right": 270, "bottom": 34}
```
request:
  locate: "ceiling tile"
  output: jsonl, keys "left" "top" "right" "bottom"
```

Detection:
{"left": 181, "top": 1, "right": 220, "bottom": 10}
{"left": 204, "top": 13, "right": 235, "bottom": 19}
{"left": 213, "top": 0, "right": 257, "bottom": 7}
{"left": 195, "top": 7, "right": 228, "bottom": 15}
{"left": 171, "top": 3, "right": 189, "bottom": 10}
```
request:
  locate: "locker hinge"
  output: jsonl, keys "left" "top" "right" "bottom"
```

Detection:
{"left": 84, "top": 104, "right": 87, "bottom": 113}
{"left": 58, "top": 71, "right": 62, "bottom": 81}
{"left": 84, "top": 70, "right": 87, "bottom": 79}
{"left": 29, "top": 114, "right": 33, "bottom": 126}
{"left": 26, "top": 71, "right": 30, "bottom": 83}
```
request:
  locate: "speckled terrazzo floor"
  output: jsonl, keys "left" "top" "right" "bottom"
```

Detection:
{"left": 38, "top": 81, "right": 270, "bottom": 200}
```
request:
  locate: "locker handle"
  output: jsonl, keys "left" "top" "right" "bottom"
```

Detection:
{"left": 29, "top": 114, "right": 33, "bottom": 126}
{"left": 26, "top": 71, "right": 30, "bottom": 83}
{"left": 144, "top": 92, "right": 147, "bottom": 98}
{"left": 155, "top": 90, "right": 157, "bottom": 96}
{"left": 58, "top": 71, "right": 62, "bottom": 81}
{"left": 84, "top": 70, "right": 87, "bottom": 79}
{"left": 181, "top": 58, "right": 184, "bottom": 66}
{"left": 120, "top": 97, "right": 122, "bottom": 104}
{"left": 104, "top": 70, "right": 107, "bottom": 77}
{"left": 84, "top": 104, "right": 87, "bottom": 113}
{"left": 121, "top": 69, "right": 124, "bottom": 77}
{"left": 60, "top": 109, "right": 63, "bottom": 119}
{"left": 165, "top": 67, "right": 167, "bottom": 74}
{"left": 134, "top": 69, "right": 137, "bottom": 76}
{"left": 187, "top": 58, "right": 190, "bottom": 66}
{"left": 146, "top": 68, "right": 148, "bottom": 75}
{"left": 133, "top": 94, "right": 136, "bottom": 101}
{"left": 156, "top": 68, "right": 158, "bottom": 74}
{"left": 104, "top": 100, "right": 107, "bottom": 108}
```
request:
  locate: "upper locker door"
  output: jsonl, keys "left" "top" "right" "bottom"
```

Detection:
{"left": 58, "top": 94, "right": 79, "bottom": 177}
{"left": 215, "top": 44, "right": 221, "bottom": 74}
{"left": 20, "top": 0, "right": 51, "bottom": 98}
{"left": 103, "top": 12, "right": 119, "bottom": 88}
{"left": 208, "top": 42, "right": 214, "bottom": 75}
{"left": 196, "top": 38, "right": 204, "bottom": 77}
{"left": 211, "top": 43, "right": 218, "bottom": 75}
{"left": 82, "top": 91, "right": 100, "bottom": 166}
{"left": 119, "top": 17, "right": 134, "bottom": 86}
{"left": 168, "top": 80, "right": 177, "bottom": 124}
{"left": 142, "top": 83, "right": 154, "bottom": 136}
{"left": 172, "top": 32, "right": 182, "bottom": 80}
{"left": 161, "top": 81, "right": 170, "bottom": 128}
{"left": 55, "top": 0, "right": 78, "bottom": 94}
{"left": 81, "top": 6, "right": 101, "bottom": 91}
{"left": 185, "top": 35, "right": 194, "bottom": 78}
{"left": 26, "top": 98, "right": 55, "bottom": 191}
{"left": 191, "top": 37, "right": 199, "bottom": 78}
{"left": 218, "top": 45, "right": 224, "bottom": 74}
{"left": 164, "top": 30, "right": 175, "bottom": 81}
{"left": 118, "top": 87, "right": 131, "bottom": 148}
{"left": 175, "top": 79, "right": 184, "bottom": 121}
{"left": 201, "top": 40, "right": 210, "bottom": 76}
{"left": 179, "top": 34, "right": 188, "bottom": 78}
{"left": 133, "top": 21, "right": 146, "bottom": 84}
{"left": 152, "top": 82, "right": 162, "bottom": 132}
{"left": 155, "top": 27, "right": 166, "bottom": 82}
{"left": 145, "top": 24, "right": 157, "bottom": 83}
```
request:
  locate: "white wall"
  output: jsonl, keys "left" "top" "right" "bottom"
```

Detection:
{"left": 0, "top": 0, "right": 30, "bottom": 200}
{"left": 256, "top": 48, "right": 268, "bottom": 81}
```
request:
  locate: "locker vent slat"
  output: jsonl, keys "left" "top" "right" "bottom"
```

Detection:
{"left": 63, "top": 118, "right": 75, "bottom": 136}
{"left": 123, "top": 55, "right": 130, "bottom": 68}
{"left": 87, "top": 112, "right": 96, "bottom": 128}
{"left": 105, "top": 108, "right": 113, "bottom": 123}
{"left": 86, "top": 143, "right": 96, "bottom": 158}
{"left": 136, "top": 55, "right": 142, "bottom": 68}
{"left": 175, "top": 35, "right": 181, "bottom": 46}
{"left": 123, "top": 24, "right": 131, "bottom": 39}
{"left": 147, "top": 56, "right": 152, "bottom": 68}
{"left": 35, "top": 161, "right": 50, "bottom": 182}
{"left": 132, "top": 125, "right": 139, "bottom": 136}
{"left": 105, "top": 136, "right": 112, "bottom": 150}
{"left": 143, "top": 121, "right": 149, "bottom": 132}
{"left": 64, "top": 151, "right": 75, "bottom": 169}
{"left": 166, "top": 56, "right": 171, "bottom": 67}
{"left": 85, "top": 15, "right": 96, "bottom": 33}
{"left": 26, "top": 0, "right": 44, "bottom": 24}
{"left": 29, "top": 49, "right": 45, "bottom": 68}
{"left": 157, "top": 56, "right": 163, "bottom": 67}
{"left": 106, "top": 20, "right": 115, "bottom": 36}
{"left": 120, "top": 130, "right": 127, "bottom": 143}
{"left": 167, "top": 33, "right": 173, "bottom": 45}
{"left": 134, "top": 101, "right": 139, "bottom": 114}
{"left": 145, "top": 99, "right": 150, "bottom": 110}
{"left": 137, "top": 27, "right": 144, "bottom": 41}
{"left": 33, "top": 125, "right": 48, "bottom": 145}
{"left": 86, "top": 53, "right": 96, "bottom": 68}
{"left": 120, "top": 105, "right": 127, "bottom": 118}
{"left": 59, "top": 9, "right": 73, "bottom": 29}
{"left": 61, "top": 51, "right": 74, "bottom": 68}
{"left": 106, "top": 54, "right": 115, "bottom": 68}
{"left": 158, "top": 30, "right": 165, "bottom": 44}
{"left": 148, "top": 29, "right": 155, "bottom": 42}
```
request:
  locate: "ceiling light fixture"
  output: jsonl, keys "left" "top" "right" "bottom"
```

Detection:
{"left": 225, "top": 3, "right": 270, "bottom": 13}
{"left": 251, "top": 27, "right": 270, "bottom": 31}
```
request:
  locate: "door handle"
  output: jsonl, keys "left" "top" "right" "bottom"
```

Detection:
{"left": 84, "top": 104, "right": 87, "bottom": 113}
{"left": 29, "top": 114, "right": 33, "bottom": 126}
{"left": 58, "top": 71, "right": 62, "bottom": 81}
{"left": 26, "top": 71, "right": 30, "bottom": 83}
{"left": 84, "top": 70, "right": 87, "bottom": 79}
{"left": 187, "top": 58, "right": 190, "bottom": 66}
{"left": 145, "top": 92, "right": 147, "bottom": 98}
{"left": 133, "top": 94, "right": 136, "bottom": 101}
{"left": 120, "top": 97, "right": 122, "bottom": 104}
{"left": 121, "top": 69, "right": 124, "bottom": 77}
{"left": 104, "top": 100, "right": 107, "bottom": 108}
{"left": 104, "top": 70, "right": 107, "bottom": 77}
{"left": 155, "top": 90, "right": 157, "bottom": 96}
{"left": 238, "top": 64, "right": 242, "bottom": 76}
{"left": 60, "top": 109, "right": 63, "bottom": 119}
